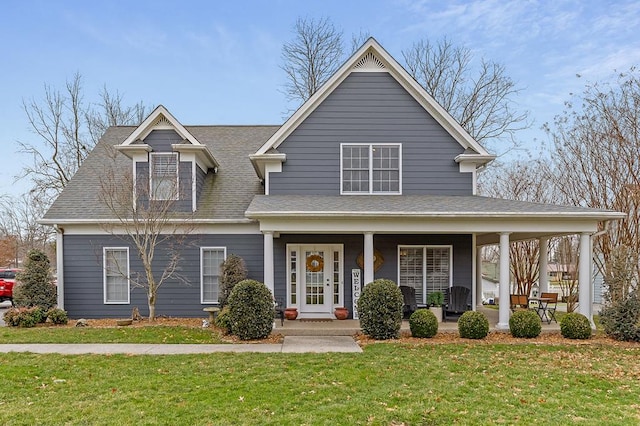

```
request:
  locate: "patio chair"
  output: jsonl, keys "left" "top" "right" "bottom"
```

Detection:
{"left": 510, "top": 294, "right": 529, "bottom": 312}
{"left": 273, "top": 298, "right": 285, "bottom": 326}
{"left": 539, "top": 292, "right": 558, "bottom": 323}
{"left": 444, "top": 286, "right": 471, "bottom": 321}
{"left": 399, "top": 285, "right": 418, "bottom": 319}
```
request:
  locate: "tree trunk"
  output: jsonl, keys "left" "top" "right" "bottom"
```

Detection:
{"left": 148, "top": 293, "right": 156, "bottom": 322}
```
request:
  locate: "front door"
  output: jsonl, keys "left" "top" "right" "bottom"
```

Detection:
{"left": 287, "top": 245, "right": 343, "bottom": 318}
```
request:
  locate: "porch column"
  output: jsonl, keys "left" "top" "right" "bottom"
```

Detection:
{"left": 539, "top": 237, "right": 549, "bottom": 293}
{"left": 364, "top": 232, "right": 374, "bottom": 285}
{"left": 577, "top": 232, "right": 594, "bottom": 326}
{"left": 263, "top": 231, "right": 274, "bottom": 295}
{"left": 497, "top": 232, "right": 511, "bottom": 330}
{"left": 475, "top": 244, "right": 483, "bottom": 308}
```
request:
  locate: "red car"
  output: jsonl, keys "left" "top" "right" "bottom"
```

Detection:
{"left": 0, "top": 279, "right": 14, "bottom": 305}
{"left": 0, "top": 269, "right": 19, "bottom": 306}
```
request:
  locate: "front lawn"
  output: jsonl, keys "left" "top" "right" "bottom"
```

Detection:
{"left": 1, "top": 342, "right": 639, "bottom": 424}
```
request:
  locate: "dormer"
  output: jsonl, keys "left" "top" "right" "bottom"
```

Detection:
{"left": 116, "top": 105, "right": 218, "bottom": 212}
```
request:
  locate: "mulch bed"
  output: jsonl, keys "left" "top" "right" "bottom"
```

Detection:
{"left": 60, "top": 317, "right": 639, "bottom": 348}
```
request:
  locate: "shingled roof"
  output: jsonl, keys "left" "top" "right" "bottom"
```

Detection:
{"left": 42, "top": 125, "right": 279, "bottom": 223}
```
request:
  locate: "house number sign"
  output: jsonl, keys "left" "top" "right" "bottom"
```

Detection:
{"left": 352, "top": 269, "right": 361, "bottom": 319}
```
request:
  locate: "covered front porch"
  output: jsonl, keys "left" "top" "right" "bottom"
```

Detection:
{"left": 271, "top": 306, "right": 560, "bottom": 336}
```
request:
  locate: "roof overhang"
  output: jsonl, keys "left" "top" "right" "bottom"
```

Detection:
{"left": 249, "top": 152, "right": 287, "bottom": 180}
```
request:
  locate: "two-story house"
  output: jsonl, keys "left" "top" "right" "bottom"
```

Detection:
{"left": 41, "top": 39, "right": 622, "bottom": 328}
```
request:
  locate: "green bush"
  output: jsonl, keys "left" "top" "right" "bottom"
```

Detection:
{"left": 13, "top": 249, "right": 57, "bottom": 310}
{"left": 214, "top": 306, "right": 232, "bottom": 334}
{"left": 427, "top": 291, "right": 444, "bottom": 307}
{"left": 227, "top": 279, "right": 273, "bottom": 340}
{"left": 356, "top": 279, "right": 403, "bottom": 340}
{"left": 47, "top": 308, "right": 69, "bottom": 325}
{"left": 600, "top": 292, "right": 640, "bottom": 342}
{"left": 219, "top": 254, "right": 248, "bottom": 307}
{"left": 560, "top": 312, "right": 592, "bottom": 339}
{"left": 509, "top": 309, "right": 542, "bottom": 338}
{"left": 458, "top": 311, "right": 489, "bottom": 339}
{"left": 3, "top": 307, "right": 41, "bottom": 328}
{"left": 409, "top": 309, "right": 438, "bottom": 338}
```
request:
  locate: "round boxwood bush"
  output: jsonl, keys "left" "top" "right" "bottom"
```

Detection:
{"left": 227, "top": 279, "right": 274, "bottom": 340}
{"left": 409, "top": 309, "right": 438, "bottom": 338}
{"left": 600, "top": 293, "right": 640, "bottom": 342}
{"left": 509, "top": 309, "right": 542, "bottom": 338}
{"left": 458, "top": 311, "right": 489, "bottom": 339}
{"left": 357, "top": 279, "right": 403, "bottom": 340}
{"left": 560, "top": 312, "right": 592, "bottom": 339}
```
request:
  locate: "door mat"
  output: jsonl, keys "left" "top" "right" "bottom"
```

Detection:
{"left": 298, "top": 319, "right": 334, "bottom": 322}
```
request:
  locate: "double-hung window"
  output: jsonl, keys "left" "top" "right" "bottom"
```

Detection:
{"left": 341, "top": 143, "right": 401, "bottom": 194}
{"left": 150, "top": 153, "right": 178, "bottom": 200}
{"left": 103, "top": 247, "right": 130, "bottom": 304}
{"left": 201, "top": 247, "right": 226, "bottom": 304}
{"left": 398, "top": 246, "right": 452, "bottom": 305}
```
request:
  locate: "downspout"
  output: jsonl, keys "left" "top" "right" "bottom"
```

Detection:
{"left": 54, "top": 225, "right": 64, "bottom": 309}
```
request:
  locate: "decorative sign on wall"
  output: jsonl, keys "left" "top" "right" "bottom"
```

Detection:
{"left": 352, "top": 269, "right": 361, "bottom": 319}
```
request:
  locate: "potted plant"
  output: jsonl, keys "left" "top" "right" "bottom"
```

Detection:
{"left": 284, "top": 307, "right": 298, "bottom": 320}
{"left": 427, "top": 291, "right": 444, "bottom": 323}
{"left": 334, "top": 306, "right": 349, "bottom": 320}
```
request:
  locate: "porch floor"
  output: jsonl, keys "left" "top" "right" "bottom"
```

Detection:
{"left": 272, "top": 306, "right": 561, "bottom": 336}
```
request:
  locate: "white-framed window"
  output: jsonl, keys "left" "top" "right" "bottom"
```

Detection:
{"left": 103, "top": 247, "right": 130, "bottom": 304}
{"left": 150, "top": 152, "right": 178, "bottom": 200}
{"left": 201, "top": 247, "right": 226, "bottom": 304}
{"left": 398, "top": 245, "right": 452, "bottom": 304}
{"left": 341, "top": 143, "right": 401, "bottom": 194}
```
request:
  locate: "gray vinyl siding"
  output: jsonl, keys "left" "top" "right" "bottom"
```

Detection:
{"left": 195, "top": 164, "right": 206, "bottom": 207}
{"left": 143, "top": 129, "right": 180, "bottom": 151}
{"left": 269, "top": 72, "right": 472, "bottom": 196}
{"left": 62, "top": 233, "right": 264, "bottom": 318}
{"left": 273, "top": 233, "right": 473, "bottom": 317}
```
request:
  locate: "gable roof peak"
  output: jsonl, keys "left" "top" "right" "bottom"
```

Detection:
{"left": 120, "top": 105, "right": 201, "bottom": 146}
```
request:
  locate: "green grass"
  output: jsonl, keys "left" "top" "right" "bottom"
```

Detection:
{"left": 1, "top": 343, "right": 639, "bottom": 424}
{"left": 0, "top": 325, "right": 223, "bottom": 344}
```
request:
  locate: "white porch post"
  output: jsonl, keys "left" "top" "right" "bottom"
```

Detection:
{"left": 263, "top": 231, "right": 274, "bottom": 295}
{"left": 475, "top": 244, "right": 483, "bottom": 308}
{"left": 364, "top": 232, "right": 374, "bottom": 285}
{"left": 497, "top": 232, "right": 511, "bottom": 330}
{"left": 539, "top": 237, "right": 549, "bottom": 293}
{"left": 578, "top": 232, "right": 593, "bottom": 326}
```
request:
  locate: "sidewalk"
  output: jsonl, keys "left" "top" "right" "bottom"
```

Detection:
{"left": 0, "top": 336, "right": 363, "bottom": 355}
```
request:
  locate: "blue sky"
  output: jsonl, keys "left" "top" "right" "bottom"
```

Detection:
{"left": 3, "top": 0, "right": 640, "bottom": 198}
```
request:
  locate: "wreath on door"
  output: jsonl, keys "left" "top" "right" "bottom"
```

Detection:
{"left": 306, "top": 254, "right": 324, "bottom": 272}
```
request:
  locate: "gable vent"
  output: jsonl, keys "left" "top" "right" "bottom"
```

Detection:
{"left": 152, "top": 115, "right": 172, "bottom": 128}
{"left": 353, "top": 52, "right": 386, "bottom": 71}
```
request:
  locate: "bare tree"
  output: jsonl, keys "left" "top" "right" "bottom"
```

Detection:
{"left": 544, "top": 68, "right": 640, "bottom": 299}
{"left": 551, "top": 236, "right": 579, "bottom": 312}
{"left": 281, "top": 17, "right": 344, "bottom": 106}
{"left": 402, "top": 38, "right": 529, "bottom": 152}
{"left": 0, "top": 192, "right": 53, "bottom": 267}
{"left": 18, "top": 72, "right": 150, "bottom": 205}
{"left": 99, "top": 146, "right": 194, "bottom": 321}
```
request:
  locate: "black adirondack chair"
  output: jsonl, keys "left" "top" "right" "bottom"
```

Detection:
{"left": 399, "top": 285, "right": 418, "bottom": 319}
{"left": 444, "top": 286, "right": 471, "bottom": 321}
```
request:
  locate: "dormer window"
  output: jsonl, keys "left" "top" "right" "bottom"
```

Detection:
{"left": 150, "top": 153, "right": 178, "bottom": 200}
{"left": 341, "top": 143, "right": 401, "bottom": 194}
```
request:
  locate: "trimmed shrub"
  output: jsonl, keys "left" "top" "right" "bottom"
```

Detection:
{"left": 13, "top": 249, "right": 57, "bottom": 310}
{"left": 509, "top": 309, "right": 542, "bottom": 338}
{"left": 227, "top": 279, "right": 273, "bottom": 340}
{"left": 560, "top": 312, "right": 592, "bottom": 339}
{"left": 47, "top": 308, "right": 69, "bottom": 325}
{"left": 357, "top": 279, "right": 404, "bottom": 340}
{"left": 3, "top": 307, "right": 41, "bottom": 328}
{"left": 458, "top": 311, "right": 489, "bottom": 339}
{"left": 409, "top": 309, "right": 438, "bottom": 338}
{"left": 214, "top": 306, "right": 232, "bottom": 335}
{"left": 219, "top": 254, "right": 248, "bottom": 307}
{"left": 600, "top": 292, "right": 640, "bottom": 342}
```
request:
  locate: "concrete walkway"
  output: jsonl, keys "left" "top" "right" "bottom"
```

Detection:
{"left": 0, "top": 336, "right": 362, "bottom": 355}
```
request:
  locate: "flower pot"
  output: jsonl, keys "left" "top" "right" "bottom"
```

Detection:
{"left": 284, "top": 308, "right": 298, "bottom": 320}
{"left": 334, "top": 307, "right": 349, "bottom": 320}
{"left": 429, "top": 306, "right": 443, "bottom": 323}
